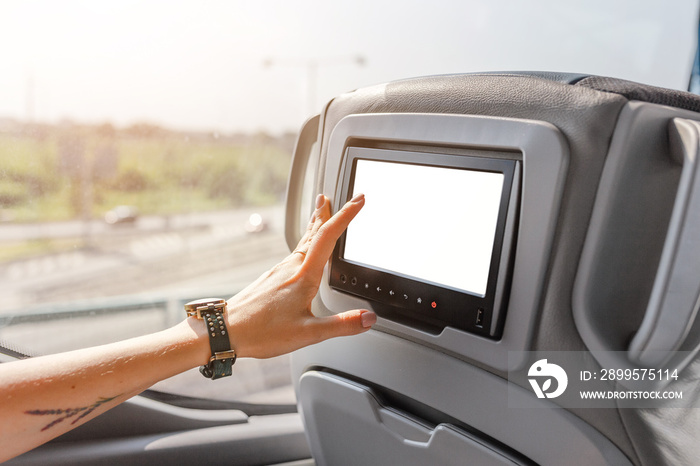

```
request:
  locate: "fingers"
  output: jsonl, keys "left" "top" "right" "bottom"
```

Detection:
{"left": 309, "top": 195, "right": 332, "bottom": 240}
{"left": 304, "top": 193, "right": 365, "bottom": 272}
{"left": 306, "top": 309, "right": 377, "bottom": 342}
{"left": 295, "top": 194, "right": 331, "bottom": 254}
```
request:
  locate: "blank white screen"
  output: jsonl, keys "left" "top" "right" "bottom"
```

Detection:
{"left": 343, "top": 159, "right": 504, "bottom": 297}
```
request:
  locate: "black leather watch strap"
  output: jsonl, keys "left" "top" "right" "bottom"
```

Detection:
{"left": 185, "top": 298, "right": 236, "bottom": 380}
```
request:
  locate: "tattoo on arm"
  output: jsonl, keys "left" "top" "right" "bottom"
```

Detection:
{"left": 25, "top": 396, "right": 120, "bottom": 432}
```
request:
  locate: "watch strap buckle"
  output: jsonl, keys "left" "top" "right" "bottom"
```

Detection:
{"left": 200, "top": 350, "right": 236, "bottom": 379}
{"left": 200, "top": 360, "right": 232, "bottom": 379}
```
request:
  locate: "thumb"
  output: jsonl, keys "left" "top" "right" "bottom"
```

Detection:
{"left": 308, "top": 310, "right": 377, "bottom": 342}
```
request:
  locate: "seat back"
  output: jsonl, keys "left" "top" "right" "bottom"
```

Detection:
{"left": 286, "top": 73, "right": 700, "bottom": 466}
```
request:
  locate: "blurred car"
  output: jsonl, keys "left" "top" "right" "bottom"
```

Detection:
{"left": 244, "top": 212, "right": 268, "bottom": 233}
{"left": 104, "top": 205, "right": 139, "bottom": 225}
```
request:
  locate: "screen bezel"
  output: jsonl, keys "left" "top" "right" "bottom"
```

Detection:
{"left": 330, "top": 146, "right": 517, "bottom": 337}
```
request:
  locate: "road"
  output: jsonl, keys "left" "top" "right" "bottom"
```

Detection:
{"left": 0, "top": 205, "right": 284, "bottom": 242}
{"left": 1, "top": 205, "right": 287, "bottom": 313}
{"left": 0, "top": 206, "right": 296, "bottom": 405}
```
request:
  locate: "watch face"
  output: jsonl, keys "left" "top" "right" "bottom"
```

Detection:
{"left": 186, "top": 297, "right": 224, "bottom": 306}
{"left": 184, "top": 298, "right": 226, "bottom": 313}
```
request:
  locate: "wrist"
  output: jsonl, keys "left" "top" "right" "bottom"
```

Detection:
{"left": 223, "top": 299, "right": 250, "bottom": 359}
{"left": 176, "top": 317, "right": 215, "bottom": 369}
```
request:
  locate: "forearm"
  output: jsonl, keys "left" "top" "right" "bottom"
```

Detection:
{"left": 0, "top": 318, "right": 210, "bottom": 463}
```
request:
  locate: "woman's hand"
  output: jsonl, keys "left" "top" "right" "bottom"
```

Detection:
{"left": 0, "top": 194, "right": 374, "bottom": 462}
{"left": 225, "top": 193, "right": 376, "bottom": 358}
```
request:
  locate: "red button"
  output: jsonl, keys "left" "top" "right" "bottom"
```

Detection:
{"left": 431, "top": 301, "right": 437, "bottom": 309}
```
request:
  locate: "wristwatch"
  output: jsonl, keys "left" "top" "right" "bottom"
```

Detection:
{"left": 185, "top": 298, "right": 236, "bottom": 380}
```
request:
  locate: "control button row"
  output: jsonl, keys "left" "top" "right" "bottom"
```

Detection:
{"left": 339, "top": 274, "right": 437, "bottom": 309}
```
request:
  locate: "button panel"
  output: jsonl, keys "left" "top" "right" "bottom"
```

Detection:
{"left": 330, "top": 266, "right": 494, "bottom": 337}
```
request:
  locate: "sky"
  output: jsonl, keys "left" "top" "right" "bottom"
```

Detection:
{"left": 0, "top": 0, "right": 698, "bottom": 134}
